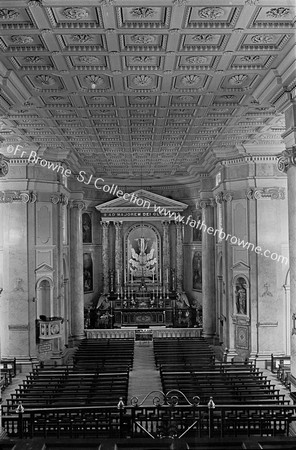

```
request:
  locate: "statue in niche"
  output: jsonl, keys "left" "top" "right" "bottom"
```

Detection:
{"left": 192, "top": 251, "right": 202, "bottom": 291}
{"left": 82, "top": 213, "right": 92, "bottom": 243}
{"left": 83, "top": 253, "right": 93, "bottom": 292}
{"left": 192, "top": 215, "right": 202, "bottom": 241}
{"left": 235, "top": 277, "right": 247, "bottom": 315}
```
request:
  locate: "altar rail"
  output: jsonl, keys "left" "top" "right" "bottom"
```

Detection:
{"left": 85, "top": 327, "right": 202, "bottom": 340}
{"left": 3, "top": 404, "right": 296, "bottom": 440}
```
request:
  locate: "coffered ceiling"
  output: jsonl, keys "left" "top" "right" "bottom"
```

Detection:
{"left": 0, "top": 0, "right": 295, "bottom": 183}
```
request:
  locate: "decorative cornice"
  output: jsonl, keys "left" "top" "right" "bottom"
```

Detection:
{"left": 277, "top": 147, "right": 296, "bottom": 173}
{"left": 0, "top": 191, "right": 37, "bottom": 203}
{"left": 246, "top": 187, "right": 285, "bottom": 200}
{"left": 215, "top": 191, "right": 233, "bottom": 204}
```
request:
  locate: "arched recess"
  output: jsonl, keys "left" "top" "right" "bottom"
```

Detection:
{"left": 284, "top": 268, "right": 290, "bottom": 355}
{"left": 36, "top": 277, "right": 53, "bottom": 318}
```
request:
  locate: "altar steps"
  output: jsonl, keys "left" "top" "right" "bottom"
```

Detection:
{"left": 128, "top": 342, "right": 162, "bottom": 405}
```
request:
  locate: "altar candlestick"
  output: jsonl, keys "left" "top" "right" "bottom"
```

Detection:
{"left": 166, "top": 268, "right": 169, "bottom": 284}
{"left": 153, "top": 272, "right": 155, "bottom": 283}
{"left": 117, "top": 272, "right": 120, "bottom": 288}
{"left": 159, "top": 268, "right": 162, "bottom": 284}
{"left": 124, "top": 271, "right": 126, "bottom": 285}
{"left": 131, "top": 271, "right": 133, "bottom": 284}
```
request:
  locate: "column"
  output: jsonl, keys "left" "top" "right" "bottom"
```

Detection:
{"left": 70, "top": 200, "right": 85, "bottom": 340}
{"left": 162, "top": 221, "right": 170, "bottom": 287}
{"left": 175, "top": 222, "right": 183, "bottom": 291}
{"left": 114, "top": 221, "right": 123, "bottom": 290}
{"left": 278, "top": 146, "right": 296, "bottom": 381}
{"left": 200, "top": 199, "right": 216, "bottom": 340}
{"left": 101, "top": 221, "right": 110, "bottom": 293}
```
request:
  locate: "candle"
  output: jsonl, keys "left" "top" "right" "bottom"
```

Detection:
{"left": 159, "top": 268, "right": 162, "bottom": 284}
{"left": 166, "top": 268, "right": 169, "bottom": 284}
{"left": 153, "top": 271, "right": 155, "bottom": 283}
{"left": 117, "top": 272, "right": 120, "bottom": 286}
{"left": 131, "top": 271, "right": 133, "bottom": 283}
{"left": 124, "top": 271, "right": 126, "bottom": 285}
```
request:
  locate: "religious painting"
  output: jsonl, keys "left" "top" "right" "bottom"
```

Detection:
{"left": 235, "top": 276, "right": 247, "bottom": 315}
{"left": 82, "top": 212, "right": 92, "bottom": 243}
{"left": 83, "top": 253, "right": 93, "bottom": 293}
{"left": 126, "top": 224, "right": 160, "bottom": 284}
{"left": 192, "top": 215, "right": 202, "bottom": 242}
{"left": 192, "top": 251, "right": 202, "bottom": 291}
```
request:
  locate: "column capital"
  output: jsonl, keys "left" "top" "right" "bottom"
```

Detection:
{"left": 215, "top": 191, "right": 233, "bottom": 204}
{"left": 70, "top": 200, "right": 85, "bottom": 210}
{"left": 246, "top": 187, "right": 285, "bottom": 200}
{"left": 51, "top": 193, "right": 69, "bottom": 205}
{"left": 199, "top": 198, "right": 215, "bottom": 209}
{"left": 0, "top": 190, "right": 37, "bottom": 203}
{"left": 162, "top": 220, "right": 170, "bottom": 227}
{"left": 277, "top": 147, "right": 296, "bottom": 173}
{"left": 100, "top": 220, "right": 110, "bottom": 228}
{"left": 0, "top": 153, "right": 9, "bottom": 177}
{"left": 114, "top": 221, "right": 123, "bottom": 228}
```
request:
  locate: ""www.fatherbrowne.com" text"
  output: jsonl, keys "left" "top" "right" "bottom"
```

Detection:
{"left": 8, "top": 147, "right": 288, "bottom": 266}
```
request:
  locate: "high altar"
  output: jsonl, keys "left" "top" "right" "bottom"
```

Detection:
{"left": 93, "top": 189, "right": 191, "bottom": 328}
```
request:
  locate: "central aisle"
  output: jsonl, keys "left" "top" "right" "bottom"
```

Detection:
{"left": 128, "top": 341, "right": 163, "bottom": 405}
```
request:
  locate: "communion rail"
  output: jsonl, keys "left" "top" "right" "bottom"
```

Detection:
{"left": 2, "top": 404, "right": 296, "bottom": 440}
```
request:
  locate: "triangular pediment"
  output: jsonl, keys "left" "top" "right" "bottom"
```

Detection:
{"left": 96, "top": 189, "right": 188, "bottom": 214}
{"left": 35, "top": 263, "right": 53, "bottom": 274}
{"left": 232, "top": 261, "right": 250, "bottom": 272}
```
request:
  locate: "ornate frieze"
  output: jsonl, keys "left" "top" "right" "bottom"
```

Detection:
{"left": 0, "top": 191, "right": 37, "bottom": 203}
{"left": 277, "top": 148, "right": 296, "bottom": 173}
{"left": 246, "top": 187, "right": 285, "bottom": 200}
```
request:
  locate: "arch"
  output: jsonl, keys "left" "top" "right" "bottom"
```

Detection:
{"left": 36, "top": 277, "right": 53, "bottom": 318}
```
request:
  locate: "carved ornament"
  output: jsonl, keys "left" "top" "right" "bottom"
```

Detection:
{"left": 229, "top": 74, "right": 248, "bottom": 85}
{"left": 24, "top": 56, "right": 44, "bottom": 64}
{"left": 198, "top": 7, "right": 224, "bottom": 20}
{"left": 0, "top": 154, "right": 9, "bottom": 177}
{"left": 186, "top": 56, "right": 208, "bottom": 65}
{"left": 11, "top": 35, "right": 34, "bottom": 45}
{"left": 71, "top": 35, "right": 94, "bottom": 44}
{"left": 71, "top": 200, "right": 85, "bottom": 210}
{"left": 251, "top": 34, "right": 273, "bottom": 44}
{"left": 130, "top": 7, "right": 156, "bottom": 19}
{"left": 78, "top": 56, "right": 101, "bottom": 64}
{"left": 181, "top": 75, "right": 200, "bottom": 86}
{"left": 0, "top": 8, "right": 20, "bottom": 19}
{"left": 133, "top": 75, "right": 153, "bottom": 87}
{"left": 0, "top": 190, "right": 37, "bottom": 203}
{"left": 192, "top": 34, "right": 213, "bottom": 42}
{"left": 215, "top": 191, "right": 233, "bottom": 203}
{"left": 35, "top": 75, "right": 56, "bottom": 86}
{"left": 277, "top": 148, "right": 296, "bottom": 173}
{"left": 62, "top": 7, "right": 89, "bottom": 20}
{"left": 266, "top": 8, "right": 290, "bottom": 19}
{"left": 246, "top": 187, "right": 285, "bottom": 200}
{"left": 131, "top": 35, "right": 156, "bottom": 44}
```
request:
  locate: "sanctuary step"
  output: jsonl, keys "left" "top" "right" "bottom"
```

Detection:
{"left": 128, "top": 342, "right": 162, "bottom": 405}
